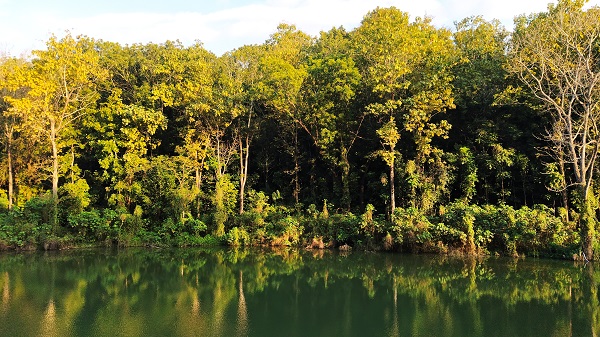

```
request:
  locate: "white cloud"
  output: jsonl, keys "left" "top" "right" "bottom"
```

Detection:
{"left": 1, "top": 0, "right": 599, "bottom": 57}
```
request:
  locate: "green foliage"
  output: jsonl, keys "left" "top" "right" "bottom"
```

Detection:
{"left": 67, "top": 209, "right": 118, "bottom": 242}
{"left": 58, "top": 178, "right": 91, "bottom": 224}
{"left": 0, "top": 5, "right": 593, "bottom": 259}
{"left": 389, "top": 207, "right": 433, "bottom": 251}
{"left": 0, "top": 194, "right": 54, "bottom": 248}
{"left": 213, "top": 174, "right": 237, "bottom": 237}
{"left": 226, "top": 227, "right": 251, "bottom": 246}
{"left": 267, "top": 215, "right": 304, "bottom": 246}
{"left": 437, "top": 202, "right": 481, "bottom": 253}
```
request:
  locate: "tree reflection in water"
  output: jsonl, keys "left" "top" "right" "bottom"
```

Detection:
{"left": 0, "top": 248, "right": 597, "bottom": 337}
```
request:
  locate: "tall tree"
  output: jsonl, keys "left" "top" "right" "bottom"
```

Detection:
{"left": 257, "top": 24, "right": 312, "bottom": 204}
{"left": 0, "top": 57, "right": 27, "bottom": 209}
{"left": 8, "top": 34, "right": 106, "bottom": 230}
{"left": 353, "top": 7, "right": 456, "bottom": 214}
{"left": 219, "top": 45, "right": 266, "bottom": 214}
{"left": 509, "top": 0, "right": 600, "bottom": 259}
{"left": 299, "top": 27, "right": 362, "bottom": 210}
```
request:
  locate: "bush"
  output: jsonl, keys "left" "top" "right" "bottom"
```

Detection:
{"left": 226, "top": 227, "right": 251, "bottom": 246}
{"left": 67, "top": 209, "right": 118, "bottom": 242}
{"left": 470, "top": 204, "right": 576, "bottom": 257}
{"left": 330, "top": 213, "right": 361, "bottom": 246}
{"left": 268, "top": 215, "right": 304, "bottom": 246}
{"left": 438, "top": 202, "right": 492, "bottom": 254}
{"left": 58, "top": 179, "right": 91, "bottom": 223}
{"left": 174, "top": 233, "right": 223, "bottom": 247}
{"left": 22, "top": 193, "right": 53, "bottom": 226}
{"left": 388, "top": 207, "right": 432, "bottom": 252}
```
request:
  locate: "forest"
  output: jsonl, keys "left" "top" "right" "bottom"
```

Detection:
{"left": 0, "top": 0, "right": 599, "bottom": 259}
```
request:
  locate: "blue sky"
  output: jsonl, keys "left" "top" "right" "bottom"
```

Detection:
{"left": 2, "top": 0, "right": 599, "bottom": 56}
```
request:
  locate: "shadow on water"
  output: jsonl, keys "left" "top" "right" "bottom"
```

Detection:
{"left": 0, "top": 247, "right": 597, "bottom": 337}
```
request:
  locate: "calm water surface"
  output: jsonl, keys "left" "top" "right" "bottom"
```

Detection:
{"left": 0, "top": 247, "right": 597, "bottom": 336}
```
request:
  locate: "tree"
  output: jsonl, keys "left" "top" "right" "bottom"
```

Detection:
{"left": 0, "top": 57, "right": 28, "bottom": 210}
{"left": 299, "top": 27, "right": 362, "bottom": 210}
{"left": 353, "top": 7, "right": 456, "bottom": 214}
{"left": 8, "top": 34, "right": 106, "bottom": 230}
{"left": 450, "top": 17, "right": 542, "bottom": 207}
{"left": 257, "top": 24, "right": 312, "bottom": 204}
{"left": 219, "top": 45, "right": 266, "bottom": 214}
{"left": 0, "top": 60, "right": 45, "bottom": 208}
{"left": 509, "top": 0, "right": 600, "bottom": 258}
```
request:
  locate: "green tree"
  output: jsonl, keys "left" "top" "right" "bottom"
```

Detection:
{"left": 509, "top": 0, "right": 600, "bottom": 258}
{"left": 299, "top": 27, "right": 362, "bottom": 210}
{"left": 257, "top": 24, "right": 312, "bottom": 204}
{"left": 8, "top": 34, "right": 106, "bottom": 230}
{"left": 450, "top": 16, "right": 540, "bottom": 206}
{"left": 0, "top": 57, "right": 30, "bottom": 210}
{"left": 219, "top": 45, "right": 266, "bottom": 214}
{"left": 353, "top": 7, "right": 456, "bottom": 213}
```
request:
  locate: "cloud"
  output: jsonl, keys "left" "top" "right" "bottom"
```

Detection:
{"left": 1, "top": 0, "right": 599, "bottom": 57}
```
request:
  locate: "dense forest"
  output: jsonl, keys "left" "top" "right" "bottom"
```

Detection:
{"left": 0, "top": 0, "right": 599, "bottom": 258}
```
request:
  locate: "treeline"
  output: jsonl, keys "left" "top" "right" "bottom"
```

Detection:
{"left": 0, "top": 1, "right": 598, "bottom": 258}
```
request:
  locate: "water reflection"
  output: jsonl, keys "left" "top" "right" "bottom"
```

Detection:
{"left": 41, "top": 299, "right": 57, "bottom": 337}
{"left": 1, "top": 272, "right": 9, "bottom": 314}
{"left": 237, "top": 270, "right": 248, "bottom": 337}
{"left": 0, "top": 248, "right": 597, "bottom": 337}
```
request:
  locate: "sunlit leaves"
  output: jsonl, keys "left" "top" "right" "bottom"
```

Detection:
{"left": 509, "top": 0, "right": 600, "bottom": 258}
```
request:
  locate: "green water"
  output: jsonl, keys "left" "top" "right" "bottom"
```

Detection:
{"left": 0, "top": 247, "right": 597, "bottom": 337}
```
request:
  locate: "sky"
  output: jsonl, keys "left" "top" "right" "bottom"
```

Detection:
{"left": 1, "top": 0, "right": 600, "bottom": 57}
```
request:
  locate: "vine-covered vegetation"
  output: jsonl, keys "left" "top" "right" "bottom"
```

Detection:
{"left": 0, "top": 1, "right": 599, "bottom": 258}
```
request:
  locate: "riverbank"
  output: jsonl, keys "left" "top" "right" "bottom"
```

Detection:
{"left": 0, "top": 200, "right": 581, "bottom": 260}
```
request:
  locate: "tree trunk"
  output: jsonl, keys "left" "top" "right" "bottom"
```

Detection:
{"left": 340, "top": 149, "right": 351, "bottom": 211}
{"left": 293, "top": 127, "right": 300, "bottom": 204}
{"left": 238, "top": 134, "right": 250, "bottom": 215}
{"left": 50, "top": 119, "right": 59, "bottom": 231}
{"left": 559, "top": 155, "right": 569, "bottom": 222}
{"left": 194, "top": 149, "right": 206, "bottom": 218}
{"left": 561, "top": 189, "right": 570, "bottom": 222}
{"left": 390, "top": 158, "right": 396, "bottom": 215}
{"left": 195, "top": 167, "right": 201, "bottom": 217}
{"left": 581, "top": 192, "right": 595, "bottom": 260}
{"left": 6, "top": 130, "right": 13, "bottom": 210}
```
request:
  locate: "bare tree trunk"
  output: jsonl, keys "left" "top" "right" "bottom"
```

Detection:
{"left": 341, "top": 148, "right": 351, "bottom": 211}
{"left": 390, "top": 157, "right": 395, "bottom": 215}
{"left": 69, "top": 145, "right": 75, "bottom": 184}
{"left": 293, "top": 126, "right": 300, "bottom": 204}
{"left": 7, "top": 143, "right": 13, "bottom": 210}
{"left": 50, "top": 119, "right": 58, "bottom": 201}
{"left": 238, "top": 133, "right": 250, "bottom": 214}
{"left": 5, "top": 126, "right": 13, "bottom": 210}
{"left": 238, "top": 108, "right": 252, "bottom": 215}
{"left": 50, "top": 119, "right": 59, "bottom": 231}
{"left": 195, "top": 166, "right": 201, "bottom": 217}
{"left": 558, "top": 153, "right": 570, "bottom": 222}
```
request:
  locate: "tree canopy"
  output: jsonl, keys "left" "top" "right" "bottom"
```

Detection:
{"left": 0, "top": 2, "right": 599, "bottom": 259}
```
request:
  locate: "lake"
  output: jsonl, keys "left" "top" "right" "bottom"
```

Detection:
{"left": 0, "top": 247, "right": 597, "bottom": 336}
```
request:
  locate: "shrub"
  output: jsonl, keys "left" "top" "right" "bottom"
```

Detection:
{"left": 330, "top": 213, "right": 361, "bottom": 246}
{"left": 67, "top": 209, "right": 118, "bottom": 242}
{"left": 388, "top": 207, "right": 432, "bottom": 252}
{"left": 226, "top": 227, "right": 251, "bottom": 246}
{"left": 438, "top": 202, "right": 490, "bottom": 254}
{"left": 58, "top": 179, "right": 91, "bottom": 223}
{"left": 268, "top": 216, "right": 304, "bottom": 246}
